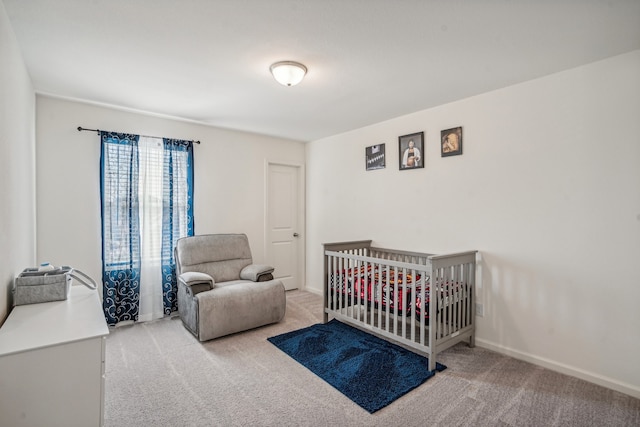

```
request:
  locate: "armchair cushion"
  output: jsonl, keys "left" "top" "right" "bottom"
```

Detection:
{"left": 179, "top": 272, "right": 214, "bottom": 296}
{"left": 240, "top": 264, "right": 275, "bottom": 282}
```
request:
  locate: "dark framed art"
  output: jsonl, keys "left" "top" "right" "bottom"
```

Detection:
{"left": 398, "top": 132, "right": 424, "bottom": 170}
{"left": 365, "top": 144, "right": 386, "bottom": 170}
{"left": 441, "top": 127, "right": 463, "bottom": 157}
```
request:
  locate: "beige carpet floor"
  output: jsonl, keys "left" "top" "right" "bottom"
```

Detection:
{"left": 104, "top": 290, "right": 640, "bottom": 427}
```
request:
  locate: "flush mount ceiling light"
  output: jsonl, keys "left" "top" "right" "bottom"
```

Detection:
{"left": 270, "top": 61, "right": 307, "bottom": 86}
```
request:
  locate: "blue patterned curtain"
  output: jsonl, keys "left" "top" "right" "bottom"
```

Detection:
{"left": 100, "top": 131, "right": 194, "bottom": 325}
{"left": 161, "top": 138, "right": 194, "bottom": 315}
{"left": 100, "top": 132, "right": 141, "bottom": 325}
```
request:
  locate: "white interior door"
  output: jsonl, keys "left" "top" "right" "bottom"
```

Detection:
{"left": 266, "top": 163, "right": 302, "bottom": 291}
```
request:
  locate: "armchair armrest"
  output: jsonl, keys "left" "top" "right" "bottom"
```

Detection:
{"left": 179, "top": 272, "right": 215, "bottom": 296}
{"left": 240, "top": 264, "right": 275, "bottom": 282}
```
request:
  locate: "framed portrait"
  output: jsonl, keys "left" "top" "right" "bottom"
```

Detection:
{"left": 441, "top": 127, "right": 463, "bottom": 157}
{"left": 365, "top": 144, "right": 386, "bottom": 171}
{"left": 398, "top": 132, "right": 424, "bottom": 170}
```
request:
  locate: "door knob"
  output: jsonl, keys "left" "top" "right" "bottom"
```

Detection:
{"left": 293, "top": 233, "right": 299, "bottom": 237}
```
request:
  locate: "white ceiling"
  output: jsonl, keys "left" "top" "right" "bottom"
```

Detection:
{"left": 4, "top": 0, "right": 640, "bottom": 142}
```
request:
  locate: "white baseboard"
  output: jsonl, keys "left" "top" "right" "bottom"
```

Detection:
{"left": 297, "top": 287, "right": 640, "bottom": 399}
{"left": 476, "top": 338, "right": 640, "bottom": 399}
{"left": 302, "top": 286, "right": 322, "bottom": 296}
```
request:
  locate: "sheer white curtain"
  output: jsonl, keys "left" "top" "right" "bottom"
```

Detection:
{"left": 137, "top": 136, "right": 165, "bottom": 322}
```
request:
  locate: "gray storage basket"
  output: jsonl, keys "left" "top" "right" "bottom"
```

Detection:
{"left": 13, "top": 267, "right": 73, "bottom": 306}
{"left": 13, "top": 266, "right": 97, "bottom": 306}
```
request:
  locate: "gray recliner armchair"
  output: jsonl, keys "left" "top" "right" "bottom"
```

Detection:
{"left": 174, "top": 233, "right": 286, "bottom": 341}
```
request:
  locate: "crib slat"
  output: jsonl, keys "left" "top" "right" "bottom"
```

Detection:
{"left": 410, "top": 268, "right": 416, "bottom": 343}
{"left": 462, "top": 268, "right": 468, "bottom": 328}
{"left": 401, "top": 267, "right": 406, "bottom": 339}
{"left": 329, "top": 254, "right": 333, "bottom": 311}
{"left": 451, "top": 266, "right": 457, "bottom": 334}
{"left": 419, "top": 273, "right": 426, "bottom": 346}
{"left": 460, "top": 266, "right": 466, "bottom": 328}
{"left": 457, "top": 266, "right": 463, "bottom": 329}
{"left": 351, "top": 252, "right": 355, "bottom": 319}
{"left": 393, "top": 266, "right": 398, "bottom": 336}
{"left": 337, "top": 255, "right": 341, "bottom": 311}
{"left": 385, "top": 265, "right": 391, "bottom": 332}
{"left": 447, "top": 266, "right": 453, "bottom": 333}
{"left": 362, "top": 259, "right": 368, "bottom": 325}
{"left": 436, "top": 269, "right": 442, "bottom": 338}
{"left": 339, "top": 256, "right": 345, "bottom": 317}
{"left": 460, "top": 265, "right": 466, "bottom": 329}
{"left": 370, "top": 262, "right": 376, "bottom": 327}
{"left": 376, "top": 263, "right": 382, "bottom": 329}
{"left": 358, "top": 261, "right": 362, "bottom": 320}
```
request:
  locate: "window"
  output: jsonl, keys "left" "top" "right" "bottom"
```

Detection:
{"left": 100, "top": 131, "right": 193, "bottom": 325}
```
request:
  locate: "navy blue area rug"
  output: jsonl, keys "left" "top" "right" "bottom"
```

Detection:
{"left": 267, "top": 319, "right": 446, "bottom": 413}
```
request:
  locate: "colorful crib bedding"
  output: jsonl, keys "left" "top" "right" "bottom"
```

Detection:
{"left": 329, "top": 265, "right": 463, "bottom": 320}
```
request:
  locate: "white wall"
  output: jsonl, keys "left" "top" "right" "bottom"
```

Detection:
{"left": 0, "top": 2, "right": 36, "bottom": 324}
{"left": 36, "top": 96, "right": 305, "bottom": 294}
{"left": 305, "top": 50, "right": 640, "bottom": 397}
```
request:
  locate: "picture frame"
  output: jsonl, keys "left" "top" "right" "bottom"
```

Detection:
{"left": 365, "top": 144, "right": 386, "bottom": 171}
{"left": 398, "top": 132, "right": 424, "bottom": 170}
{"left": 441, "top": 126, "right": 463, "bottom": 157}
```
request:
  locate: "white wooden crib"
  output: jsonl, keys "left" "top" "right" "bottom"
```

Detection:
{"left": 323, "top": 240, "right": 477, "bottom": 371}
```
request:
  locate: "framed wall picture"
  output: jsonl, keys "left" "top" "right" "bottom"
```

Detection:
{"left": 365, "top": 144, "right": 386, "bottom": 170}
{"left": 398, "top": 132, "right": 424, "bottom": 170}
{"left": 441, "top": 127, "right": 463, "bottom": 157}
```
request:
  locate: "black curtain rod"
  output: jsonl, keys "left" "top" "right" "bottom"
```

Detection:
{"left": 77, "top": 126, "right": 201, "bottom": 144}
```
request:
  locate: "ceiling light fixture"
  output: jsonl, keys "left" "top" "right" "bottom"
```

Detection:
{"left": 270, "top": 61, "right": 307, "bottom": 87}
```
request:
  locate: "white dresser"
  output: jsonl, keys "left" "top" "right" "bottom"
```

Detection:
{"left": 0, "top": 285, "right": 109, "bottom": 427}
